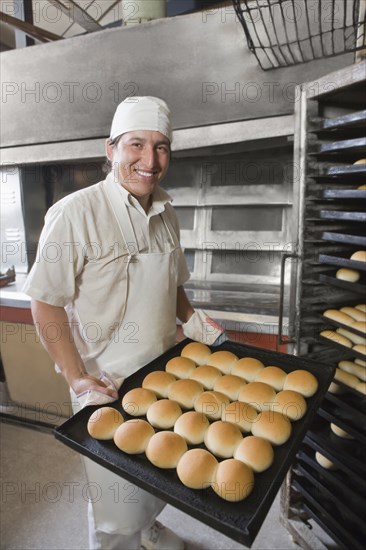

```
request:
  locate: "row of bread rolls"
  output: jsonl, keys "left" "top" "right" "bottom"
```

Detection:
{"left": 315, "top": 414, "right": 357, "bottom": 471}
{"left": 354, "top": 158, "right": 366, "bottom": 189}
{"left": 335, "top": 250, "right": 366, "bottom": 283}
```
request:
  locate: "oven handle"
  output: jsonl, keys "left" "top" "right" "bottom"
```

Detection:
{"left": 278, "top": 252, "right": 299, "bottom": 348}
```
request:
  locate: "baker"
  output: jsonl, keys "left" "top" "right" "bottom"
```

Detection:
{"left": 23, "top": 96, "right": 225, "bottom": 550}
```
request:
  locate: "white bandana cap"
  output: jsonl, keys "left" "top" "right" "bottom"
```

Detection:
{"left": 110, "top": 96, "right": 172, "bottom": 142}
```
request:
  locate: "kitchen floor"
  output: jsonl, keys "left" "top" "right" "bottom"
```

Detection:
{"left": 0, "top": 416, "right": 323, "bottom": 550}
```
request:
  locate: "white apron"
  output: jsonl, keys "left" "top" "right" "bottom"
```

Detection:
{"left": 74, "top": 181, "right": 181, "bottom": 538}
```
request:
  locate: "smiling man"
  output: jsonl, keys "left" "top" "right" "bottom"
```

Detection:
{"left": 23, "top": 96, "right": 225, "bottom": 550}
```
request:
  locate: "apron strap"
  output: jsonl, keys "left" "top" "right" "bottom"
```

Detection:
{"left": 104, "top": 178, "right": 138, "bottom": 255}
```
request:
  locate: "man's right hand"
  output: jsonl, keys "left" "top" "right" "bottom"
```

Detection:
{"left": 71, "top": 374, "right": 119, "bottom": 400}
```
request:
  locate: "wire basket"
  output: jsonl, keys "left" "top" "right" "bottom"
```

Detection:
{"left": 233, "top": 0, "right": 366, "bottom": 70}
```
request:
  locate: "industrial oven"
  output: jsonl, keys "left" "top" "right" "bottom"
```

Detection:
{"left": 280, "top": 61, "right": 366, "bottom": 550}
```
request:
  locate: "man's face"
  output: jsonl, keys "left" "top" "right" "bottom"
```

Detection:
{"left": 106, "top": 130, "right": 170, "bottom": 201}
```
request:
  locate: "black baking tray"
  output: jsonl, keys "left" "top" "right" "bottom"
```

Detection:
{"left": 320, "top": 313, "right": 366, "bottom": 338}
{"left": 319, "top": 253, "right": 366, "bottom": 272}
{"left": 317, "top": 402, "right": 366, "bottom": 445}
{"left": 318, "top": 334, "right": 366, "bottom": 361}
{"left": 54, "top": 340, "right": 335, "bottom": 547}
{"left": 319, "top": 273, "right": 366, "bottom": 296}
{"left": 320, "top": 210, "right": 366, "bottom": 222}
{"left": 321, "top": 231, "right": 366, "bottom": 247}
{"left": 323, "top": 189, "right": 366, "bottom": 200}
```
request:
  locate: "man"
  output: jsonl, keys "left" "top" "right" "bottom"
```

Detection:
{"left": 23, "top": 96, "right": 224, "bottom": 550}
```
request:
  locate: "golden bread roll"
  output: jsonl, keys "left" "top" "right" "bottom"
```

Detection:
{"left": 145, "top": 431, "right": 188, "bottom": 469}
{"left": 213, "top": 374, "right": 246, "bottom": 401}
{"left": 255, "top": 366, "right": 287, "bottom": 391}
{"left": 320, "top": 329, "right": 352, "bottom": 348}
{"left": 350, "top": 250, "right": 366, "bottom": 262}
{"left": 323, "top": 309, "right": 354, "bottom": 326}
{"left": 334, "top": 368, "right": 359, "bottom": 388}
{"left": 176, "top": 448, "right": 218, "bottom": 489}
{"left": 357, "top": 184, "right": 366, "bottom": 189}
{"left": 194, "top": 390, "right": 230, "bottom": 420}
{"left": 165, "top": 356, "right": 196, "bottom": 379}
{"left": 238, "top": 382, "right": 276, "bottom": 412}
{"left": 87, "top": 407, "right": 124, "bottom": 440}
{"left": 330, "top": 423, "right": 354, "bottom": 440}
{"left": 146, "top": 399, "right": 182, "bottom": 429}
{"left": 231, "top": 357, "right": 265, "bottom": 381}
{"left": 113, "top": 419, "right": 154, "bottom": 454}
{"left": 353, "top": 344, "right": 366, "bottom": 356}
{"left": 271, "top": 390, "right": 307, "bottom": 421}
{"left": 190, "top": 365, "right": 222, "bottom": 389}
{"left": 122, "top": 388, "right": 157, "bottom": 416}
{"left": 336, "top": 268, "right": 360, "bottom": 282}
{"left": 327, "top": 381, "right": 344, "bottom": 394}
{"left": 234, "top": 436, "right": 274, "bottom": 472}
{"left": 174, "top": 411, "right": 210, "bottom": 445}
{"left": 168, "top": 379, "right": 204, "bottom": 409}
{"left": 251, "top": 411, "right": 292, "bottom": 445}
{"left": 181, "top": 342, "right": 211, "bottom": 365}
{"left": 338, "top": 360, "right": 366, "bottom": 381}
{"left": 353, "top": 158, "right": 366, "bottom": 164}
{"left": 315, "top": 451, "right": 337, "bottom": 470}
{"left": 283, "top": 369, "right": 318, "bottom": 397}
{"left": 355, "top": 357, "right": 366, "bottom": 367}
{"left": 212, "top": 459, "right": 254, "bottom": 502}
{"left": 356, "top": 381, "right": 366, "bottom": 394}
{"left": 205, "top": 350, "right": 238, "bottom": 374}
{"left": 355, "top": 304, "right": 366, "bottom": 313}
{"left": 340, "top": 307, "right": 366, "bottom": 322}
{"left": 336, "top": 327, "right": 366, "bottom": 345}
{"left": 204, "top": 420, "right": 243, "bottom": 458}
{"left": 142, "top": 370, "right": 177, "bottom": 398}
{"left": 221, "top": 401, "right": 258, "bottom": 432}
{"left": 351, "top": 321, "right": 366, "bottom": 334}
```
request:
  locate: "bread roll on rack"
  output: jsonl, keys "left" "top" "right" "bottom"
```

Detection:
{"left": 340, "top": 307, "right": 366, "bottom": 322}
{"left": 336, "top": 327, "right": 366, "bottom": 346}
{"left": 336, "top": 268, "right": 360, "bottom": 282}
{"left": 320, "top": 329, "right": 352, "bottom": 349}
{"left": 323, "top": 309, "right": 354, "bottom": 327}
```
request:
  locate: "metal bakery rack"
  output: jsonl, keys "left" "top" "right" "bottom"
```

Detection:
{"left": 280, "top": 61, "right": 366, "bottom": 549}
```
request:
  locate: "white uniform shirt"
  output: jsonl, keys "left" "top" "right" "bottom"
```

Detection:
{"left": 23, "top": 172, "right": 190, "bottom": 360}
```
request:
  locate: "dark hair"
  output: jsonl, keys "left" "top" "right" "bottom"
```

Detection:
{"left": 103, "top": 135, "right": 122, "bottom": 173}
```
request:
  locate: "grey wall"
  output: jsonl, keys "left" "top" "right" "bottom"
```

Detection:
{"left": 0, "top": 9, "right": 353, "bottom": 148}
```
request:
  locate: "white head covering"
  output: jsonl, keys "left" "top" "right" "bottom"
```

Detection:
{"left": 110, "top": 96, "right": 172, "bottom": 142}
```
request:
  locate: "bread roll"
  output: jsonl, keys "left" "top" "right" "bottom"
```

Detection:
{"left": 212, "top": 459, "right": 254, "bottom": 502}
{"left": 114, "top": 419, "right": 154, "bottom": 453}
{"left": 238, "top": 382, "right": 276, "bottom": 412}
{"left": 354, "top": 158, "right": 366, "bottom": 164}
{"left": 176, "top": 448, "right": 218, "bottom": 489}
{"left": 231, "top": 357, "right": 265, "bottom": 382}
{"left": 350, "top": 251, "right": 366, "bottom": 262}
{"left": 168, "top": 379, "right": 204, "bottom": 409}
{"left": 255, "top": 366, "right": 287, "bottom": 391}
{"left": 334, "top": 368, "right": 359, "bottom": 388}
{"left": 251, "top": 411, "right": 292, "bottom": 446}
{"left": 234, "top": 436, "right": 274, "bottom": 473}
{"left": 358, "top": 184, "right": 366, "bottom": 189}
{"left": 338, "top": 360, "right": 366, "bottom": 381}
{"left": 122, "top": 388, "right": 157, "bottom": 416}
{"left": 221, "top": 401, "right": 258, "bottom": 432}
{"left": 174, "top": 411, "right": 210, "bottom": 445}
{"left": 145, "top": 431, "right": 188, "bottom": 469}
{"left": 340, "top": 307, "right": 366, "bottom": 322}
{"left": 142, "top": 371, "right": 176, "bottom": 398}
{"left": 283, "top": 369, "right": 318, "bottom": 397}
{"left": 323, "top": 309, "right": 354, "bottom": 327}
{"left": 327, "top": 381, "right": 344, "bottom": 394}
{"left": 330, "top": 423, "right": 354, "bottom": 440}
{"left": 146, "top": 399, "right": 182, "bottom": 429}
{"left": 213, "top": 374, "right": 246, "bottom": 401}
{"left": 272, "top": 390, "right": 307, "bottom": 421}
{"left": 315, "top": 451, "right": 337, "bottom": 470}
{"left": 181, "top": 342, "right": 211, "bottom": 365}
{"left": 206, "top": 350, "right": 238, "bottom": 374}
{"left": 320, "top": 329, "right": 352, "bottom": 348}
{"left": 336, "top": 268, "right": 360, "bottom": 282}
{"left": 356, "top": 381, "right": 366, "bottom": 394}
{"left": 190, "top": 365, "right": 222, "bottom": 389}
{"left": 351, "top": 321, "right": 366, "bottom": 334}
{"left": 355, "top": 304, "right": 366, "bottom": 313}
{"left": 204, "top": 420, "right": 243, "bottom": 458}
{"left": 87, "top": 407, "right": 124, "bottom": 440}
{"left": 353, "top": 344, "right": 366, "bottom": 356}
{"left": 166, "top": 356, "right": 196, "bottom": 379}
{"left": 355, "top": 357, "right": 366, "bottom": 367}
{"left": 194, "top": 391, "right": 230, "bottom": 420}
{"left": 336, "top": 327, "right": 366, "bottom": 345}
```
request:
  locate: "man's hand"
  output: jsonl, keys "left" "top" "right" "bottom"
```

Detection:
{"left": 71, "top": 374, "right": 119, "bottom": 400}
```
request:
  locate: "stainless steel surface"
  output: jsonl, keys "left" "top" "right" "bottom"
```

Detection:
{"left": 0, "top": 274, "right": 30, "bottom": 308}
{"left": 0, "top": 10, "right": 353, "bottom": 148}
